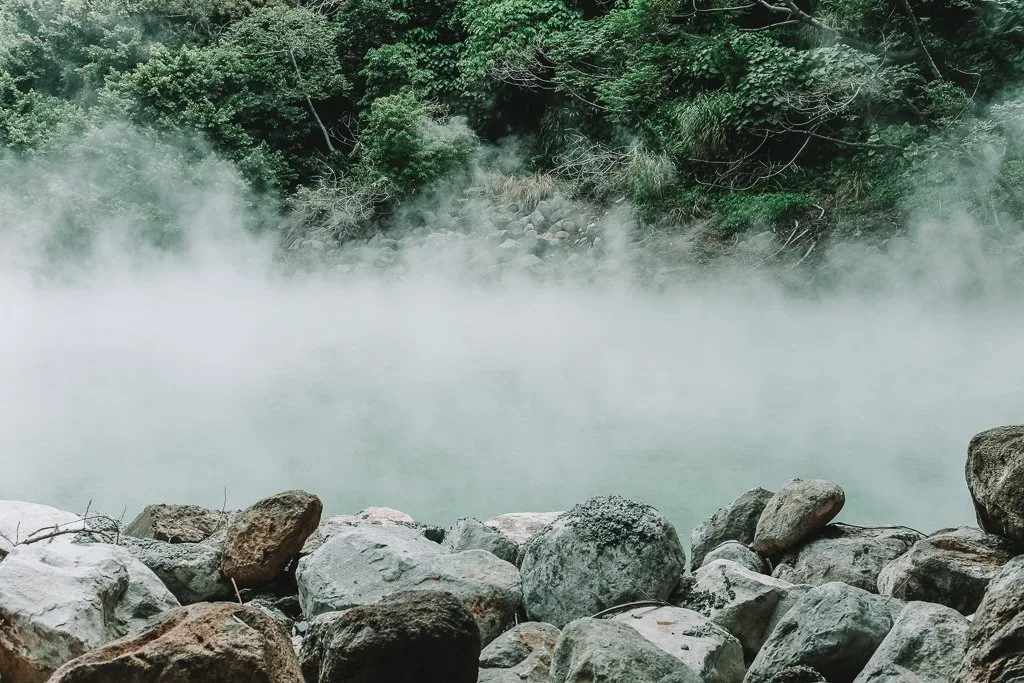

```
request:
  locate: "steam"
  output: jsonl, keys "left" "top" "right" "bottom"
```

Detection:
{"left": 3, "top": 124, "right": 1024, "bottom": 537}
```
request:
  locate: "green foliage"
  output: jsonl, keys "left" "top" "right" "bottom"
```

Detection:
{"left": 354, "top": 92, "right": 478, "bottom": 195}
{"left": 717, "top": 192, "right": 816, "bottom": 231}
{"left": 112, "top": 5, "right": 348, "bottom": 190}
{"left": 2, "top": 0, "right": 1024, "bottom": 246}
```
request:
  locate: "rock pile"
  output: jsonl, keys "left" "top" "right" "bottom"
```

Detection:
{"left": 2, "top": 425, "right": 1024, "bottom": 681}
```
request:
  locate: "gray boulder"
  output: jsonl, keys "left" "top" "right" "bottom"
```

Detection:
{"left": 301, "top": 507, "right": 416, "bottom": 554}
{"left": 955, "top": 555, "right": 1024, "bottom": 683}
{"left": 478, "top": 622, "right": 559, "bottom": 683}
{"left": 773, "top": 525, "right": 923, "bottom": 592}
{"left": 123, "top": 503, "right": 231, "bottom": 544}
{"left": 0, "top": 500, "right": 84, "bottom": 555}
{"left": 680, "top": 559, "right": 811, "bottom": 659}
{"left": 117, "top": 536, "right": 231, "bottom": 604}
{"left": 612, "top": 606, "right": 745, "bottom": 683}
{"left": 877, "top": 526, "right": 1014, "bottom": 615}
{"left": 744, "top": 582, "right": 898, "bottom": 683}
{"left": 853, "top": 601, "right": 969, "bottom": 683}
{"left": 967, "top": 425, "right": 1024, "bottom": 544}
{"left": 520, "top": 496, "right": 686, "bottom": 627}
{"left": 295, "top": 524, "right": 521, "bottom": 644}
{"left": 752, "top": 479, "right": 845, "bottom": 558}
{"left": 0, "top": 543, "right": 179, "bottom": 683}
{"left": 548, "top": 618, "right": 701, "bottom": 683}
{"left": 298, "top": 590, "right": 479, "bottom": 683}
{"left": 703, "top": 540, "right": 768, "bottom": 574}
{"left": 690, "top": 488, "right": 774, "bottom": 570}
{"left": 443, "top": 517, "right": 519, "bottom": 564}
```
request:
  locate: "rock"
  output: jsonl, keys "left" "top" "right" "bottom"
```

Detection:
{"left": 744, "top": 582, "right": 898, "bottom": 683}
{"left": 955, "top": 555, "right": 1024, "bottom": 682}
{"left": 679, "top": 559, "right": 811, "bottom": 659}
{"left": 296, "top": 524, "right": 521, "bottom": 644}
{"left": 0, "top": 500, "right": 84, "bottom": 554}
{"left": 222, "top": 490, "right": 322, "bottom": 586}
{"left": 548, "top": 617, "right": 701, "bottom": 683}
{"left": 703, "top": 540, "right": 768, "bottom": 573}
{"left": 480, "top": 621, "right": 560, "bottom": 668}
{"left": 123, "top": 504, "right": 231, "bottom": 544}
{"left": 484, "top": 511, "right": 560, "bottom": 544}
{"left": 772, "top": 525, "right": 923, "bottom": 592}
{"left": 301, "top": 507, "right": 426, "bottom": 554}
{"left": 853, "top": 601, "right": 969, "bottom": 683}
{"left": 478, "top": 621, "right": 560, "bottom": 682}
{"left": 690, "top": 488, "right": 775, "bottom": 570}
{"left": 770, "top": 666, "right": 829, "bottom": 682}
{"left": 117, "top": 536, "right": 232, "bottom": 604}
{"left": 0, "top": 543, "right": 180, "bottom": 683}
{"left": 520, "top": 496, "right": 686, "bottom": 628}
{"left": 752, "top": 479, "right": 846, "bottom": 558}
{"left": 612, "top": 606, "right": 745, "bottom": 683}
{"left": 967, "top": 425, "right": 1024, "bottom": 544}
{"left": 48, "top": 602, "right": 302, "bottom": 683}
{"left": 443, "top": 517, "right": 520, "bottom": 564}
{"left": 298, "top": 590, "right": 479, "bottom": 683}
{"left": 876, "top": 526, "right": 1014, "bottom": 615}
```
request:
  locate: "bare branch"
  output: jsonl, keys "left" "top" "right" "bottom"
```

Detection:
{"left": 895, "top": 0, "right": 942, "bottom": 80}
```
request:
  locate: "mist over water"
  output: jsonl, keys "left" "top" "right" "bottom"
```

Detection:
{"left": 4, "top": 131, "right": 1024, "bottom": 536}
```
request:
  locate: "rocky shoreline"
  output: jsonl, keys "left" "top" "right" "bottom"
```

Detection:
{"left": 2, "top": 426, "right": 1023, "bottom": 682}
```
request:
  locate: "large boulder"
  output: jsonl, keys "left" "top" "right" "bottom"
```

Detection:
{"left": 443, "top": 517, "right": 520, "bottom": 565}
{"left": 118, "top": 536, "right": 232, "bottom": 604}
{"left": 548, "top": 618, "right": 702, "bottom": 683}
{"left": 773, "top": 525, "right": 923, "bottom": 591}
{"left": 48, "top": 602, "right": 302, "bottom": 682}
{"left": 296, "top": 524, "right": 521, "bottom": 644}
{"left": 702, "top": 540, "right": 768, "bottom": 574}
{"left": 966, "top": 425, "right": 1024, "bottom": 544}
{"left": 298, "top": 591, "right": 479, "bottom": 683}
{"left": 876, "top": 526, "right": 1014, "bottom": 615}
{"left": 752, "top": 479, "right": 845, "bottom": 558}
{"left": 853, "top": 601, "right": 969, "bottom": 683}
{"left": 520, "top": 496, "right": 686, "bottom": 627}
{"left": 0, "top": 500, "right": 84, "bottom": 554}
{"left": 679, "top": 559, "right": 811, "bottom": 659}
{"left": 744, "top": 582, "right": 899, "bottom": 683}
{"left": 0, "top": 543, "right": 180, "bottom": 683}
{"left": 690, "top": 488, "right": 775, "bottom": 570}
{"left": 301, "top": 507, "right": 416, "bottom": 555}
{"left": 222, "top": 490, "right": 322, "bottom": 586}
{"left": 612, "top": 606, "right": 745, "bottom": 683}
{"left": 955, "top": 555, "right": 1024, "bottom": 683}
{"left": 124, "top": 504, "right": 231, "bottom": 544}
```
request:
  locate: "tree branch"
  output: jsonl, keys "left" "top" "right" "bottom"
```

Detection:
{"left": 895, "top": 0, "right": 942, "bottom": 80}
{"left": 289, "top": 47, "right": 337, "bottom": 155}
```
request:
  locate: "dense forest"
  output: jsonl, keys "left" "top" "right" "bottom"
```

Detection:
{"left": 2, "top": 0, "right": 1023, "bottom": 254}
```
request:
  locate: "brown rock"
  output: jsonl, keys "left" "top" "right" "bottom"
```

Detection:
{"left": 222, "top": 491, "right": 322, "bottom": 586}
{"left": 48, "top": 602, "right": 302, "bottom": 683}
{"left": 752, "top": 479, "right": 845, "bottom": 558}
{"left": 124, "top": 504, "right": 231, "bottom": 544}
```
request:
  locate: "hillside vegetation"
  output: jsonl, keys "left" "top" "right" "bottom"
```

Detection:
{"left": 2, "top": 0, "right": 1023, "bottom": 250}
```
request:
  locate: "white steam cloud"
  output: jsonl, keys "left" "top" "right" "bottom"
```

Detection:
{"left": 2, "top": 125, "right": 1023, "bottom": 537}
